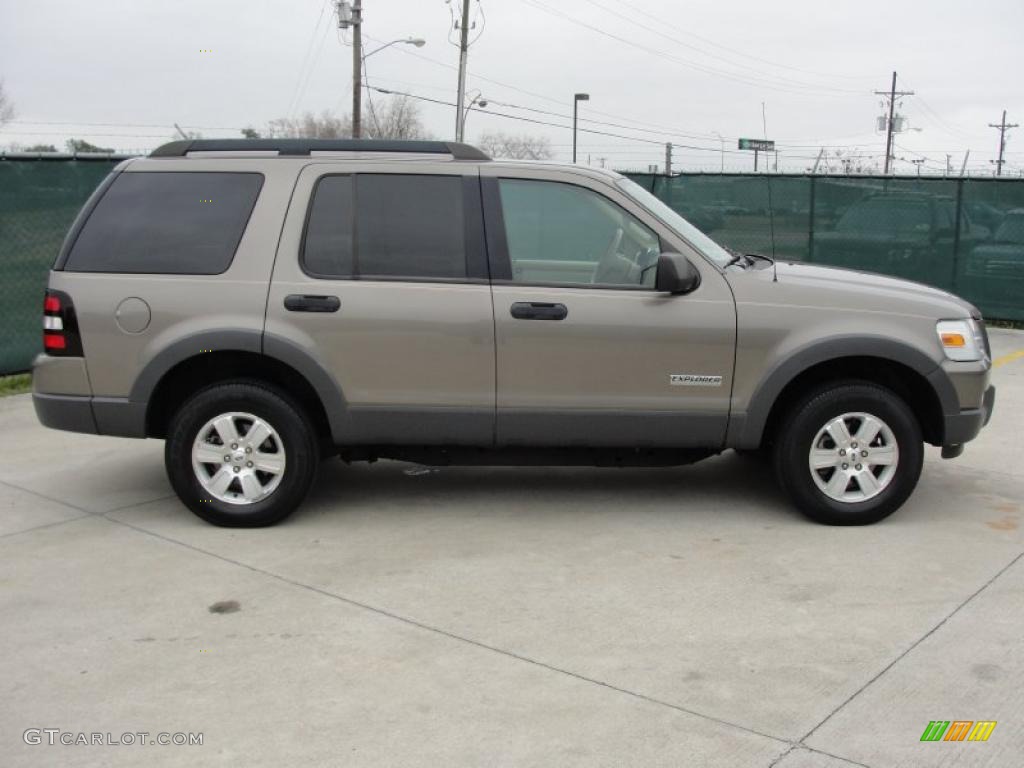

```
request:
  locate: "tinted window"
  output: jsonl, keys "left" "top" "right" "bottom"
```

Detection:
{"left": 498, "top": 179, "right": 660, "bottom": 287}
{"left": 302, "top": 175, "right": 355, "bottom": 277}
{"left": 65, "top": 172, "right": 262, "bottom": 274}
{"left": 303, "top": 174, "right": 467, "bottom": 280}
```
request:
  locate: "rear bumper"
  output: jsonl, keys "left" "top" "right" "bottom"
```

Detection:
{"left": 943, "top": 384, "right": 995, "bottom": 448}
{"left": 32, "top": 393, "right": 146, "bottom": 438}
{"left": 33, "top": 393, "right": 98, "bottom": 434}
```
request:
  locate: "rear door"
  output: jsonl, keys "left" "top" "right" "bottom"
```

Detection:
{"left": 266, "top": 162, "right": 495, "bottom": 445}
{"left": 481, "top": 167, "right": 736, "bottom": 447}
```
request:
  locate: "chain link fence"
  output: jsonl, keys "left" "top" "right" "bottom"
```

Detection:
{"left": 2, "top": 159, "right": 1022, "bottom": 375}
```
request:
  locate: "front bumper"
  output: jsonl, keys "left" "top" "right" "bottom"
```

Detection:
{"left": 943, "top": 384, "right": 995, "bottom": 449}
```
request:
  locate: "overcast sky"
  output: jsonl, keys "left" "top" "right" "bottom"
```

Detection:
{"left": 2, "top": 0, "right": 1022, "bottom": 174}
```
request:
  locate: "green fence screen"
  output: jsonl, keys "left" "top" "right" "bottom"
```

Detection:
{"left": 1, "top": 158, "right": 123, "bottom": 374}
{"left": 1, "top": 160, "right": 1022, "bottom": 375}
{"left": 629, "top": 172, "right": 1024, "bottom": 323}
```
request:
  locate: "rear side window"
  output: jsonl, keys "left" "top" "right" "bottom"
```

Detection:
{"left": 303, "top": 174, "right": 467, "bottom": 280}
{"left": 64, "top": 172, "right": 263, "bottom": 274}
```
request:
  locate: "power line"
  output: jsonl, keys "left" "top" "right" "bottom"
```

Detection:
{"left": 371, "top": 85, "right": 760, "bottom": 155}
{"left": 516, "top": 0, "right": 863, "bottom": 96}
{"left": 577, "top": 0, "right": 869, "bottom": 93}
{"left": 287, "top": 0, "right": 332, "bottom": 117}
{"left": 613, "top": 0, "right": 872, "bottom": 84}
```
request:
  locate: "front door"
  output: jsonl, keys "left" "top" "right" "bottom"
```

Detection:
{"left": 266, "top": 163, "right": 495, "bottom": 445}
{"left": 481, "top": 168, "right": 736, "bottom": 447}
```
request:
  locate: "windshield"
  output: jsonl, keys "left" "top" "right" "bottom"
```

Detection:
{"left": 836, "top": 200, "right": 931, "bottom": 234}
{"left": 994, "top": 214, "right": 1024, "bottom": 244}
{"left": 616, "top": 178, "right": 733, "bottom": 267}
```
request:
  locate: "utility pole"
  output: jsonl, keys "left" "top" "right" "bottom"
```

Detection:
{"left": 812, "top": 147, "right": 824, "bottom": 174}
{"left": 988, "top": 110, "right": 1018, "bottom": 177}
{"left": 572, "top": 93, "right": 589, "bottom": 163}
{"left": 351, "top": 1, "right": 363, "bottom": 138}
{"left": 874, "top": 71, "right": 913, "bottom": 175}
{"left": 664, "top": 142, "right": 673, "bottom": 175}
{"left": 454, "top": 0, "right": 471, "bottom": 142}
{"left": 960, "top": 150, "right": 970, "bottom": 177}
{"left": 946, "top": 154, "right": 952, "bottom": 176}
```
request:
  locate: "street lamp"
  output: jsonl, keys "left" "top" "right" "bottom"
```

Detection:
{"left": 354, "top": 37, "right": 426, "bottom": 138}
{"left": 711, "top": 131, "right": 725, "bottom": 173}
{"left": 460, "top": 90, "right": 488, "bottom": 143}
{"left": 364, "top": 37, "right": 426, "bottom": 59}
{"left": 573, "top": 93, "right": 589, "bottom": 164}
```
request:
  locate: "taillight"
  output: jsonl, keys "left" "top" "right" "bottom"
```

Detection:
{"left": 42, "top": 290, "right": 83, "bottom": 356}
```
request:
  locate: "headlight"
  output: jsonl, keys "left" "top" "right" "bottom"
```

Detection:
{"left": 936, "top": 319, "right": 985, "bottom": 362}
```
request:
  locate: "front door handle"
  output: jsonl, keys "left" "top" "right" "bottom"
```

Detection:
{"left": 510, "top": 302, "right": 568, "bottom": 321}
{"left": 284, "top": 294, "right": 340, "bottom": 313}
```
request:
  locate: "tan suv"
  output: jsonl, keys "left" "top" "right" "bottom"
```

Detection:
{"left": 32, "top": 139, "right": 995, "bottom": 527}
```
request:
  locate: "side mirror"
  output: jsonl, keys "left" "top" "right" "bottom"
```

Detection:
{"left": 655, "top": 252, "right": 701, "bottom": 295}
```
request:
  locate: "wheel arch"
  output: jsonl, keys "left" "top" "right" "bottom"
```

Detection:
{"left": 730, "top": 336, "right": 957, "bottom": 450}
{"left": 136, "top": 331, "right": 347, "bottom": 444}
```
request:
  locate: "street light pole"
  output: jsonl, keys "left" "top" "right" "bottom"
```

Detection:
{"left": 357, "top": 37, "right": 426, "bottom": 137}
{"left": 460, "top": 91, "right": 488, "bottom": 142}
{"left": 712, "top": 131, "right": 725, "bottom": 172}
{"left": 573, "top": 93, "right": 589, "bottom": 164}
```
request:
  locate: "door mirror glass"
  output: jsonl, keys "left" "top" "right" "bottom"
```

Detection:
{"left": 655, "top": 253, "right": 700, "bottom": 295}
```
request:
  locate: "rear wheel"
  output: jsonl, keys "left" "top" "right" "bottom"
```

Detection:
{"left": 773, "top": 381, "right": 923, "bottom": 525}
{"left": 165, "top": 381, "right": 318, "bottom": 527}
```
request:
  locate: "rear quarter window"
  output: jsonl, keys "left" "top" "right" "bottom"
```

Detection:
{"left": 63, "top": 171, "right": 263, "bottom": 274}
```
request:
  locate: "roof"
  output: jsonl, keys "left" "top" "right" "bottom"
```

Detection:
{"left": 149, "top": 139, "right": 490, "bottom": 161}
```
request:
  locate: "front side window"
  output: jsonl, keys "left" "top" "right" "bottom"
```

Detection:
{"left": 303, "top": 174, "right": 467, "bottom": 280}
{"left": 498, "top": 179, "right": 660, "bottom": 287}
{"left": 65, "top": 172, "right": 263, "bottom": 274}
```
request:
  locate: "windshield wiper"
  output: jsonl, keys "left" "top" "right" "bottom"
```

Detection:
{"left": 745, "top": 252, "right": 775, "bottom": 267}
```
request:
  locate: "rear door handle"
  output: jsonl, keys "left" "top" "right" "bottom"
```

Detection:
{"left": 284, "top": 294, "right": 340, "bottom": 313}
{"left": 510, "top": 302, "right": 568, "bottom": 321}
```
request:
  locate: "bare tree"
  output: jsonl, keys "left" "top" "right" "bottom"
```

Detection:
{"left": 261, "top": 98, "right": 429, "bottom": 142}
{"left": 831, "top": 148, "right": 879, "bottom": 175}
{"left": 363, "top": 95, "right": 432, "bottom": 140}
{"left": 266, "top": 110, "right": 351, "bottom": 139}
{"left": 0, "top": 79, "right": 14, "bottom": 125}
{"left": 477, "top": 131, "right": 552, "bottom": 160}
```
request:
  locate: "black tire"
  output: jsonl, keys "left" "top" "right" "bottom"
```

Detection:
{"left": 165, "top": 381, "right": 318, "bottom": 527}
{"left": 772, "top": 381, "right": 923, "bottom": 526}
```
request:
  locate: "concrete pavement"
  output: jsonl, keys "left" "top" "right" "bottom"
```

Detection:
{"left": 1, "top": 329, "right": 1022, "bottom": 767}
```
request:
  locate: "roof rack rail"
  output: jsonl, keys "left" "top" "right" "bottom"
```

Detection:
{"left": 150, "top": 139, "right": 490, "bottom": 161}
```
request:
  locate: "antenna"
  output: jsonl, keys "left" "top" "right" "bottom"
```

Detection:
{"left": 762, "top": 102, "right": 778, "bottom": 281}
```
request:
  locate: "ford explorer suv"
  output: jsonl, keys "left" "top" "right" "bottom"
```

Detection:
{"left": 32, "top": 139, "right": 995, "bottom": 527}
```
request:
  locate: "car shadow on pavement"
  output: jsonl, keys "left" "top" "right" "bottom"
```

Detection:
{"left": 296, "top": 449, "right": 795, "bottom": 525}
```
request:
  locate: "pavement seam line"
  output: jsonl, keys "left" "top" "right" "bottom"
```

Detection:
{"left": 799, "top": 547, "right": 1024, "bottom": 745}
{"left": 0, "top": 476, "right": 175, "bottom": 517}
{"left": 769, "top": 744, "right": 871, "bottom": 768}
{"left": 102, "top": 513, "right": 794, "bottom": 748}
{"left": 0, "top": 477, "right": 97, "bottom": 516}
{"left": 0, "top": 513, "right": 94, "bottom": 540}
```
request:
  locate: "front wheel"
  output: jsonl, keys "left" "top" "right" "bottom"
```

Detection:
{"left": 165, "top": 381, "right": 318, "bottom": 527}
{"left": 773, "top": 382, "right": 923, "bottom": 525}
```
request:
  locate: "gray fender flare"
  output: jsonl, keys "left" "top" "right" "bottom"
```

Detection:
{"left": 129, "top": 330, "right": 348, "bottom": 442}
{"left": 727, "top": 335, "right": 958, "bottom": 449}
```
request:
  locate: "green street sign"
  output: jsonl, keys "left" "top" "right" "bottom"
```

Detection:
{"left": 738, "top": 138, "right": 775, "bottom": 152}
